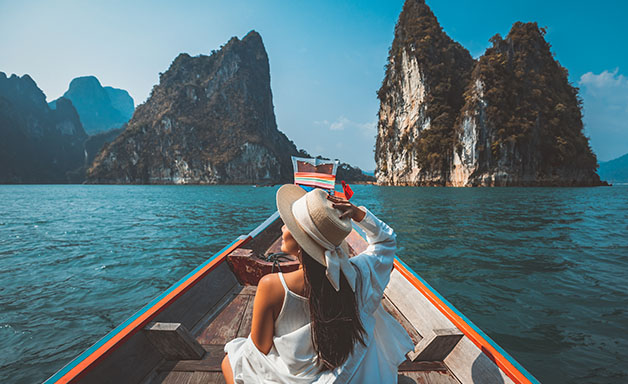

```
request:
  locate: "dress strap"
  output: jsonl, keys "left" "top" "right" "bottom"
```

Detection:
{"left": 277, "top": 271, "right": 289, "bottom": 292}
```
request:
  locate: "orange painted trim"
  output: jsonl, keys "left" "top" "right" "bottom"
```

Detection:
{"left": 393, "top": 259, "right": 534, "bottom": 384}
{"left": 55, "top": 236, "right": 250, "bottom": 384}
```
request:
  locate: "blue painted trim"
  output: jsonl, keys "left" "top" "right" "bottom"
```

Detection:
{"left": 394, "top": 257, "right": 540, "bottom": 384}
{"left": 248, "top": 211, "right": 279, "bottom": 238}
{"left": 44, "top": 239, "right": 240, "bottom": 384}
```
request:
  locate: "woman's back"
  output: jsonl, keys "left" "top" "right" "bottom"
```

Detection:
{"left": 271, "top": 272, "right": 320, "bottom": 377}
{"left": 274, "top": 271, "right": 309, "bottom": 337}
{"left": 222, "top": 188, "right": 414, "bottom": 383}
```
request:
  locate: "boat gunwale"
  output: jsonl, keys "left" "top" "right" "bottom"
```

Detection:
{"left": 44, "top": 212, "right": 280, "bottom": 384}
{"left": 351, "top": 222, "right": 539, "bottom": 384}
{"left": 391, "top": 257, "right": 539, "bottom": 384}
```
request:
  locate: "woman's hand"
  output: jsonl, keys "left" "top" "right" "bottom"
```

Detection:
{"left": 327, "top": 194, "right": 366, "bottom": 222}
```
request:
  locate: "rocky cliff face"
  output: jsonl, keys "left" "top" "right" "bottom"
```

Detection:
{"left": 376, "top": 0, "right": 474, "bottom": 185}
{"left": 87, "top": 31, "right": 298, "bottom": 184}
{"left": 451, "top": 23, "right": 600, "bottom": 186}
{"left": 0, "top": 72, "right": 87, "bottom": 183}
{"left": 49, "top": 76, "right": 134, "bottom": 134}
{"left": 376, "top": 0, "right": 603, "bottom": 186}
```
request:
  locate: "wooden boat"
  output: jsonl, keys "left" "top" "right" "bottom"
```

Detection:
{"left": 44, "top": 159, "right": 539, "bottom": 383}
{"left": 44, "top": 210, "right": 539, "bottom": 384}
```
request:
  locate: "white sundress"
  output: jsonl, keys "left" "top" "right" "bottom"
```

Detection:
{"left": 224, "top": 208, "right": 414, "bottom": 383}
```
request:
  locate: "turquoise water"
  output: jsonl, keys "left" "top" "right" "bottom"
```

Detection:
{"left": 0, "top": 185, "right": 626, "bottom": 383}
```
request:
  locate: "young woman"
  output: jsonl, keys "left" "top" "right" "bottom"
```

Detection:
{"left": 222, "top": 185, "right": 413, "bottom": 383}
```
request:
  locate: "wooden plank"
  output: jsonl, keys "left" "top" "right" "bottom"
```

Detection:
{"left": 158, "top": 345, "right": 224, "bottom": 373}
{"left": 196, "top": 293, "right": 248, "bottom": 344}
{"left": 237, "top": 295, "right": 254, "bottom": 337}
{"left": 382, "top": 295, "right": 423, "bottom": 346}
{"left": 385, "top": 270, "right": 456, "bottom": 338}
{"left": 414, "top": 328, "right": 463, "bottom": 362}
{"left": 444, "top": 336, "right": 515, "bottom": 384}
{"left": 239, "top": 285, "right": 257, "bottom": 296}
{"left": 155, "top": 262, "right": 239, "bottom": 332}
{"left": 139, "top": 369, "right": 162, "bottom": 384}
{"left": 190, "top": 284, "right": 242, "bottom": 337}
{"left": 398, "top": 360, "right": 447, "bottom": 372}
{"left": 160, "top": 371, "right": 193, "bottom": 384}
{"left": 145, "top": 322, "right": 205, "bottom": 360}
{"left": 398, "top": 370, "right": 461, "bottom": 384}
{"left": 189, "top": 372, "right": 225, "bottom": 384}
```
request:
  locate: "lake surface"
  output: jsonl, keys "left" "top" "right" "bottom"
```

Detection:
{"left": 0, "top": 185, "right": 626, "bottom": 383}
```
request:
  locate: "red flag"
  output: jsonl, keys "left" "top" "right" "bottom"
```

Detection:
{"left": 341, "top": 180, "right": 354, "bottom": 200}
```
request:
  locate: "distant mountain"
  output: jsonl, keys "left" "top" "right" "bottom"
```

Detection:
{"left": 87, "top": 31, "right": 299, "bottom": 184}
{"left": 598, "top": 153, "right": 628, "bottom": 183}
{"left": 0, "top": 72, "right": 87, "bottom": 183}
{"left": 49, "top": 76, "right": 133, "bottom": 134}
{"left": 336, "top": 163, "right": 376, "bottom": 183}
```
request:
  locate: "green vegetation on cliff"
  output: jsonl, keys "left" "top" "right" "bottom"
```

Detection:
{"left": 376, "top": 0, "right": 602, "bottom": 186}
{"left": 466, "top": 22, "right": 598, "bottom": 174}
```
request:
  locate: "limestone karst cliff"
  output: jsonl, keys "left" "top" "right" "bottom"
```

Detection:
{"left": 451, "top": 23, "right": 601, "bottom": 186}
{"left": 0, "top": 72, "right": 87, "bottom": 183}
{"left": 376, "top": 0, "right": 603, "bottom": 186}
{"left": 376, "top": 0, "right": 474, "bottom": 185}
{"left": 87, "top": 31, "right": 299, "bottom": 184}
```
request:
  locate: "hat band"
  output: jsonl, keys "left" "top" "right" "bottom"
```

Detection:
{"left": 291, "top": 196, "right": 357, "bottom": 292}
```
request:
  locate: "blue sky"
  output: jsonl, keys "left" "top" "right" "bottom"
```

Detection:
{"left": 1, "top": 0, "right": 627, "bottom": 170}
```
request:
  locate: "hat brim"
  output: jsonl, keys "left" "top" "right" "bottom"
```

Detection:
{"left": 276, "top": 184, "right": 349, "bottom": 267}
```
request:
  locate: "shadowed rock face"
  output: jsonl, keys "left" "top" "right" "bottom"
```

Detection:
{"left": 376, "top": 0, "right": 603, "bottom": 186}
{"left": 0, "top": 72, "right": 87, "bottom": 183}
{"left": 49, "top": 76, "right": 134, "bottom": 135}
{"left": 87, "top": 31, "right": 299, "bottom": 184}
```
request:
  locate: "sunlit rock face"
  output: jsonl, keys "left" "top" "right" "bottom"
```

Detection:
{"left": 87, "top": 31, "right": 298, "bottom": 184}
{"left": 375, "top": 0, "right": 474, "bottom": 186}
{"left": 377, "top": 0, "right": 603, "bottom": 186}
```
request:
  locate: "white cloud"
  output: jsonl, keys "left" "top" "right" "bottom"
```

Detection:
{"left": 305, "top": 117, "right": 378, "bottom": 170}
{"left": 330, "top": 117, "right": 348, "bottom": 131}
{"left": 580, "top": 68, "right": 628, "bottom": 90}
{"left": 317, "top": 116, "right": 376, "bottom": 137}
{"left": 578, "top": 68, "right": 628, "bottom": 161}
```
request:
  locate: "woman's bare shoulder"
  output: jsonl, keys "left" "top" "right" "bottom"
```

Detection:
{"left": 256, "top": 273, "right": 285, "bottom": 317}
{"left": 282, "top": 269, "right": 306, "bottom": 297}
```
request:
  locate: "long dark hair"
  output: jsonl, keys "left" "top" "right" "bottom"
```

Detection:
{"left": 301, "top": 250, "right": 366, "bottom": 371}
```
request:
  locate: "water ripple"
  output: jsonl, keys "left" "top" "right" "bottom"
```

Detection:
{"left": 0, "top": 185, "right": 627, "bottom": 384}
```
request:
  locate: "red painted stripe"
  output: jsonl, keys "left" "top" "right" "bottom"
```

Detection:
{"left": 56, "top": 237, "right": 249, "bottom": 384}
{"left": 392, "top": 259, "right": 532, "bottom": 384}
{"left": 294, "top": 172, "right": 335, "bottom": 179}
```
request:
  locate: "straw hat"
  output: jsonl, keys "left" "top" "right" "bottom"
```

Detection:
{"left": 276, "top": 185, "right": 351, "bottom": 267}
